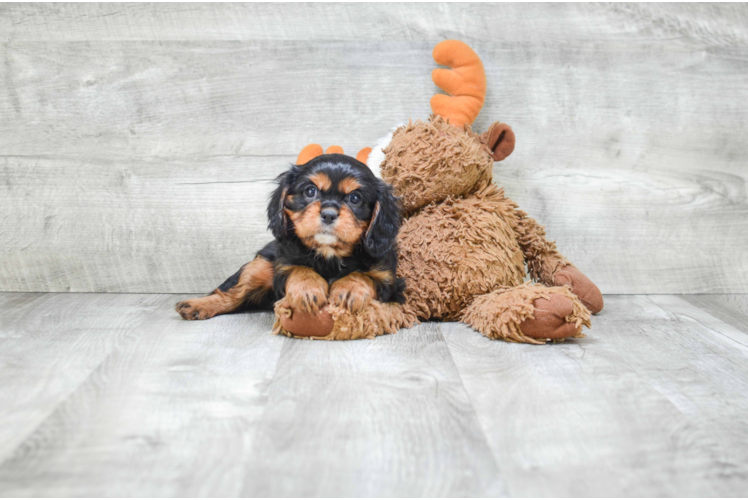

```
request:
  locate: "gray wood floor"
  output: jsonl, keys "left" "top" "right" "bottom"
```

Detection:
{"left": 1, "top": 293, "right": 747, "bottom": 497}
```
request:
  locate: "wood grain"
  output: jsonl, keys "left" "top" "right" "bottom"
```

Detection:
{"left": 442, "top": 295, "right": 748, "bottom": 497}
{"left": 1, "top": 3, "right": 748, "bottom": 293}
{"left": 0, "top": 156, "right": 286, "bottom": 293}
{"left": 240, "top": 323, "right": 505, "bottom": 497}
{"left": 0, "top": 294, "right": 284, "bottom": 497}
{"left": 2, "top": 293, "right": 748, "bottom": 496}
{"left": 2, "top": 4, "right": 747, "bottom": 43}
{"left": 0, "top": 292, "right": 167, "bottom": 464}
{"left": 680, "top": 294, "right": 748, "bottom": 337}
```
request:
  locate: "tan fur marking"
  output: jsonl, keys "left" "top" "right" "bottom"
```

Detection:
{"left": 175, "top": 257, "right": 274, "bottom": 320}
{"left": 366, "top": 267, "right": 394, "bottom": 285}
{"left": 287, "top": 203, "right": 368, "bottom": 259}
{"left": 275, "top": 263, "right": 292, "bottom": 275}
{"left": 284, "top": 266, "right": 329, "bottom": 314}
{"left": 287, "top": 202, "right": 322, "bottom": 242}
{"left": 339, "top": 177, "right": 362, "bottom": 194}
{"left": 328, "top": 205, "right": 367, "bottom": 257}
{"left": 309, "top": 172, "right": 332, "bottom": 191}
{"left": 329, "top": 272, "right": 376, "bottom": 312}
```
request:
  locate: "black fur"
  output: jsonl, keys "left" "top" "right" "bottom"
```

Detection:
{"left": 365, "top": 181, "right": 401, "bottom": 258}
{"left": 216, "top": 264, "right": 246, "bottom": 293}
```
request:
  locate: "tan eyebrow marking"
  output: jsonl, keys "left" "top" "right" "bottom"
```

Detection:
{"left": 339, "top": 177, "right": 362, "bottom": 195}
{"left": 309, "top": 172, "right": 332, "bottom": 191}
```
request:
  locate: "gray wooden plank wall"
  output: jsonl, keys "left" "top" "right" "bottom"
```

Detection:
{"left": 1, "top": 3, "right": 747, "bottom": 294}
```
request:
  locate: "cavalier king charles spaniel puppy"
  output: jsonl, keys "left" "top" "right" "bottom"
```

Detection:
{"left": 176, "top": 153, "right": 404, "bottom": 320}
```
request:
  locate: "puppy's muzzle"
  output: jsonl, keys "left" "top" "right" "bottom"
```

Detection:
{"left": 320, "top": 208, "right": 339, "bottom": 226}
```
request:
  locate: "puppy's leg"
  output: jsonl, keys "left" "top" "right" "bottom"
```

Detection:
{"left": 276, "top": 266, "right": 329, "bottom": 314}
{"left": 364, "top": 264, "right": 406, "bottom": 304}
{"left": 329, "top": 272, "right": 376, "bottom": 313}
{"left": 176, "top": 256, "right": 274, "bottom": 320}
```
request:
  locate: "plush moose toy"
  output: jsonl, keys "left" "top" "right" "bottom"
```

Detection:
{"left": 275, "top": 40, "right": 603, "bottom": 344}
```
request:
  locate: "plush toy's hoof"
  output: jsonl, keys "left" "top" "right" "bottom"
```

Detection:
{"left": 519, "top": 294, "right": 580, "bottom": 340}
{"left": 274, "top": 300, "right": 418, "bottom": 341}
{"left": 280, "top": 307, "right": 335, "bottom": 338}
{"left": 554, "top": 266, "right": 604, "bottom": 314}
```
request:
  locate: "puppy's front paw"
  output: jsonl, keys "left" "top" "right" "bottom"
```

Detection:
{"left": 285, "top": 271, "right": 328, "bottom": 314}
{"left": 330, "top": 273, "right": 374, "bottom": 313}
{"left": 175, "top": 298, "right": 215, "bottom": 321}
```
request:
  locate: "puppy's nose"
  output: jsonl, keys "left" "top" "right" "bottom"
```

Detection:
{"left": 320, "top": 208, "right": 339, "bottom": 225}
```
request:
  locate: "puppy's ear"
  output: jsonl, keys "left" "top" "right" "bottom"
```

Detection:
{"left": 365, "top": 180, "right": 402, "bottom": 258}
{"left": 267, "top": 168, "right": 296, "bottom": 239}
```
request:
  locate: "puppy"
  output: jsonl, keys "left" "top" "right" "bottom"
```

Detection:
{"left": 176, "top": 153, "right": 405, "bottom": 321}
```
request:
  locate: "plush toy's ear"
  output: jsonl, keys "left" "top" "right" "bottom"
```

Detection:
{"left": 297, "top": 144, "right": 323, "bottom": 165}
{"left": 267, "top": 169, "right": 297, "bottom": 239}
{"left": 430, "top": 40, "right": 487, "bottom": 127}
{"left": 482, "top": 122, "right": 516, "bottom": 161}
{"left": 364, "top": 181, "right": 401, "bottom": 258}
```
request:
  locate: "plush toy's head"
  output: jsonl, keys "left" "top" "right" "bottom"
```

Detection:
{"left": 376, "top": 40, "right": 516, "bottom": 213}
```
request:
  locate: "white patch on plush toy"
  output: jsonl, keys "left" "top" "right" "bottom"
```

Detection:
{"left": 367, "top": 123, "right": 404, "bottom": 178}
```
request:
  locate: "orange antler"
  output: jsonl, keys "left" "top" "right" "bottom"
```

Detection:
{"left": 325, "top": 145, "right": 344, "bottom": 154}
{"left": 296, "top": 144, "right": 348, "bottom": 165}
{"left": 297, "top": 144, "right": 323, "bottom": 165}
{"left": 356, "top": 147, "right": 372, "bottom": 164}
{"left": 430, "top": 40, "right": 487, "bottom": 127}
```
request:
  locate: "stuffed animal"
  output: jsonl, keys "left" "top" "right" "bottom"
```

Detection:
{"left": 274, "top": 40, "right": 603, "bottom": 344}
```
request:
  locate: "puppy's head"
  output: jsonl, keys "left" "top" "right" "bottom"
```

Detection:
{"left": 268, "top": 154, "right": 400, "bottom": 259}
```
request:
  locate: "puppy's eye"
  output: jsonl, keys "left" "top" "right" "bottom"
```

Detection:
{"left": 304, "top": 186, "right": 317, "bottom": 198}
{"left": 348, "top": 192, "right": 362, "bottom": 206}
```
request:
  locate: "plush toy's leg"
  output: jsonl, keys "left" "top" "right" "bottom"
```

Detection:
{"left": 461, "top": 282, "right": 591, "bottom": 344}
{"left": 273, "top": 300, "right": 418, "bottom": 341}
{"left": 513, "top": 210, "right": 604, "bottom": 314}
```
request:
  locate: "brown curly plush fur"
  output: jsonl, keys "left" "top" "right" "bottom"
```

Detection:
{"left": 381, "top": 116, "right": 494, "bottom": 214}
{"left": 514, "top": 211, "right": 572, "bottom": 285}
{"left": 378, "top": 115, "right": 598, "bottom": 344}
{"left": 462, "top": 283, "right": 591, "bottom": 345}
{"left": 273, "top": 299, "right": 418, "bottom": 341}
{"left": 396, "top": 182, "right": 526, "bottom": 320}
